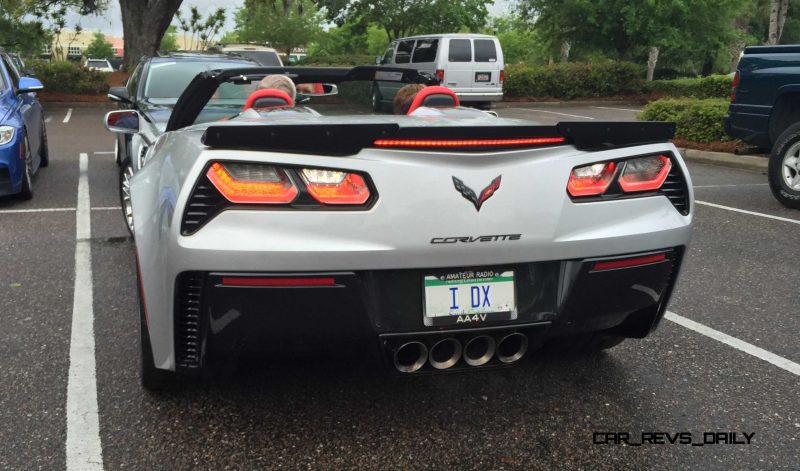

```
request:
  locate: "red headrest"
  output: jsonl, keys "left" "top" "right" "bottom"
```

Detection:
{"left": 243, "top": 89, "right": 294, "bottom": 110}
{"left": 406, "top": 86, "right": 460, "bottom": 115}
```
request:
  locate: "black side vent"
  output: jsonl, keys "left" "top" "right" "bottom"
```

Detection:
{"left": 661, "top": 161, "right": 690, "bottom": 215}
{"left": 174, "top": 272, "right": 205, "bottom": 370}
{"left": 181, "top": 175, "right": 227, "bottom": 235}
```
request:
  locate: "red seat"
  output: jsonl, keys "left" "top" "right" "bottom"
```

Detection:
{"left": 243, "top": 89, "right": 294, "bottom": 110}
{"left": 406, "top": 86, "right": 460, "bottom": 115}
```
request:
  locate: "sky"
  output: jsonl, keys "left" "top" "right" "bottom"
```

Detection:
{"left": 65, "top": 0, "right": 512, "bottom": 37}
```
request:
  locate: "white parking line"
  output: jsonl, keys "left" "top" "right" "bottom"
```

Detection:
{"left": 93, "top": 151, "right": 115, "bottom": 155}
{"left": 91, "top": 206, "right": 121, "bottom": 211}
{"left": 591, "top": 106, "right": 642, "bottom": 113}
{"left": 63, "top": 108, "right": 73, "bottom": 124}
{"left": 695, "top": 200, "right": 800, "bottom": 225}
{"left": 666, "top": 311, "right": 800, "bottom": 376}
{"left": 693, "top": 184, "right": 769, "bottom": 188}
{"left": 524, "top": 109, "right": 596, "bottom": 120}
{"left": 66, "top": 153, "right": 103, "bottom": 471}
{"left": 0, "top": 207, "right": 75, "bottom": 214}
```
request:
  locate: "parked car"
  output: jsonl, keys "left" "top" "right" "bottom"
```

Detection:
{"left": 85, "top": 58, "right": 115, "bottom": 73}
{"left": 208, "top": 43, "right": 283, "bottom": 66}
{"left": 725, "top": 44, "right": 800, "bottom": 208}
{"left": 105, "top": 51, "right": 259, "bottom": 234}
{"left": 374, "top": 34, "right": 504, "bottom": 110}
{"left": 106, "top": 65, "right": 693, "bottom": 389}
{"left": 0, "top": 50, "right": 47, "bottom": 200}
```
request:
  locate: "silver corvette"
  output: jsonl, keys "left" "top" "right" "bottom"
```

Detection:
{"left": 105, "top": 67, "right": 693, "bottom": 389}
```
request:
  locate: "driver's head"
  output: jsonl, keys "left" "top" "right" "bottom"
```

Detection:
{"left": 393, "top": 84, "right": 426, "bottom": 115}
{"left": 257, "top": 75, "right": 297, "bottom": 103}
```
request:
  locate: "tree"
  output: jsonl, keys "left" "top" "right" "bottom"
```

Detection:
{"left": 235, "top": 0, "right": 323, "bottom": 56}
{"left": 317, "top": 0, "right": 491, "bottom": 40}
{"left": 160, "top": 25, "right": 179, "bottom": 51}
{"left": 120, "top": 0, "right": 183, "bottom": 69}
{"left": 768, "top": 0, "right": 789, "bottom": 44}
{"left": 176, "top": 6, "right": 226, "bottom": 50}
{"left": 84, "top": 31, "right": 114, "bottom": 58}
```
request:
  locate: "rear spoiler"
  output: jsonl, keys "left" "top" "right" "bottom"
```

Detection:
{"left": 201, "top": 121, "right": 676, "bottom": 156}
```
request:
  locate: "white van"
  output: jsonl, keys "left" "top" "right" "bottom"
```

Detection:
{"left": 373, "top": 33, "right": 504, "bottom": 110}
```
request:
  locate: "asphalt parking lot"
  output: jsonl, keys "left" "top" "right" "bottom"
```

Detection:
{"left": 0, "top": 103, "right": 798, "bottom": 470}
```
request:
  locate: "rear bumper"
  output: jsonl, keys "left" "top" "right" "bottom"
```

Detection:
{"left": 457, "top": 92, "right": 504, "bottom": 102}
{"left": 171, "top": 248, "right": 683, "bottom": 374}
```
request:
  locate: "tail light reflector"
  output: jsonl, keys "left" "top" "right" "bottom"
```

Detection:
{"left": 593, "top": 253, "right": 667, "bottom": 271}
{"left": 207, "top": 162, "right": 298, "bottom": 204}
{"left": 567, "top": 161, "right": 617, "bottom": 197}
{"left": 221, "top": 276, "right": 336, "bottom": 287}
{"left": 731, "top": 70, "right": 740, "bottom": 101}
{"left": 301, "top": 169, "right": 371, "bottom": 204}
{"left": 435, "top": 69, "right": 445, "bottom": 83}
{"left": 618, "top": 155, "right": 671, "bottom": 192}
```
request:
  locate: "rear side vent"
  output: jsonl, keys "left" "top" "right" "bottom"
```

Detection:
{"left": 174, "top": 272, "right": 205, "bottom": 370}
{"left": 661, "top": 161, "right": 690, "bottom": 215}
{"left": 181, "top": 175, "right": 227, "bottom": 235}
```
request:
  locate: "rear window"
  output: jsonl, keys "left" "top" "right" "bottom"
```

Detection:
{"left": 87, "top": 60, "right": 109, "bottom": 68}
{"left": 412, "top": 39, "right": 438, "bottom": 63}
{"left": 234, "top": 50, "right": 282, "bottom": 66}
{"left": 474, "top": 40, "right": 497, "bottom": 62}
{"left": 448, "top": 39, "right": 471, "bottom": 62}
{"left": 395, "top": 40, "right": 414, "bottom": 64}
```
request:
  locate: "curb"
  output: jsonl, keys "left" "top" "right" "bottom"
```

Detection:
{"left": 679, "top": 148, "right": 768, "bottom": 171}
{"left": 496, "top": 100, "right": 644, "bottom": 108}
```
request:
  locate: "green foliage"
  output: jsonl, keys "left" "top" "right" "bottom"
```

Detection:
{"left": 84, "top": 32, "right": 115, "bottom": 59}
{"left": 177, "top": 6, "right": 226, "bottom": 50}
{"left": 308, "top": 21, "right": 389, "bottom": 57}
{"left": 160, "top": 25, "right": 179, "bottom": 51}
{"left": 28, "top": 58, "right": 107, "bottom": 94}
{"left": 504, "top": 62, "right": 644, "bottom": 100}
{"left": 645, "top": 75, "right": 733, "bottom": 99}
{"left": 296, "top": 54, "right": 375, "bottom": 66}
{"left": 318, "top": 0, "right": 491, "bottom": 40}
{"left": 0, "top": 0, "right": 52, "bottom": 57}
{"left": 638, "top": 98, "right": 730, "bottom": 142}
{"left": 236, "top": 0, "right": 323, "bottom": 55}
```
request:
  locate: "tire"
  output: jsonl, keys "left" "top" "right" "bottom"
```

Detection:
{"left": 768, "top": 122, "right": 800, "bottom": 209}
{"left": 39, "top": 118, "right": 49, "bottom": 167}
{"left": 371, "top": 85, "right": 383, "bottom": 112}
{"left": 119, "top": 159, "right": 135, "bottom": 236}
{"left": 18, "top": 132, "right": 33, "bottom": 200}
{"left": 138, "top": 274, "right": 178, "bottom": 390}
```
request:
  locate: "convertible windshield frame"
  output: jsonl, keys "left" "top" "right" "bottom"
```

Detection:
{"left": 165, "top": 66, "right": 439, "bottom": 131}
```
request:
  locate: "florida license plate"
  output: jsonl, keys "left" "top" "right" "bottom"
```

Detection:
{"left": 475, "top": 72, "right": 491, "bottom": 82}
{"left": 423, "top": 270, "right": 516, "bottom": 326}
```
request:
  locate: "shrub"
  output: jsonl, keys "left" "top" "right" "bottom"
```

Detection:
{"left": 296, "top": 54, "right": 375, "bottom": 67}
{"left": 504, "top": 62, "right": 645, "bottom": 100}
{"left": 27, "top": 59, "right": 107, "bottom": 94}
{"left": 645, "top": 75, "right": 732, "bottom": 99}
{"left": 638, "top": 98, "right": 730, "bottom": 142}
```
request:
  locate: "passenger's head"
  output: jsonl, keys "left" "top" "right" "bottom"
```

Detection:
{"left": 257, "top": 75, "right": 297, "bottom": 103}
{"left": 393, "top": 84, "right": 426, "bottom": 115}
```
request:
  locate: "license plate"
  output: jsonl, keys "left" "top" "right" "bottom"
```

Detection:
{"left": 475, "top": 72, "right": 491, "bottom": 82}
{"left": 423, "top": 270, "right": 516, "bottom": 326}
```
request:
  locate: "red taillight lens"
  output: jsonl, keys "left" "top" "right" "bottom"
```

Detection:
{"left": 593, "top": 253, "right": 667, "bottom": 271}
{"left": 618, "top": 155, "right": 671, "bottom": 192}
{"left": 567, "top": 161, "right": 617, "bottom": 197}
{"left": 301, "top": 168, "right": 371, "bottom": 205}
{"left": 435, "top": 69, "right": 445, "bottom": 83}
{"left": 731, "top": 70, "right": 740, "bottom": 101}
{"left": 499, "top": 69, "right": 504, "bottom": 84}
{"left": 207, "top": 162, "right": 298, "bottom": 204}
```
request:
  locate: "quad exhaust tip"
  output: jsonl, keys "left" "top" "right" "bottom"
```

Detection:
{"left": 393, "top": 341, "right": 428, "bottom": 373}
{"left": 496, "top": 332, "right": 528, "bottom": 364}
{"left": 428, "top": 338, "right": 462, "bottom": 370}
{"left": 463, "top": 335, "right": 496, "bottom": 367}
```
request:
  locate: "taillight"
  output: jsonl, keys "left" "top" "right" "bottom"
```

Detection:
{"left": 435, "top": 69, "right": 445, "bottom": 83}
{"left": 207, "top": 162, "right": 298, "bottom": 204}
{"left": 499, "top": 69, "right": 504, "bottom": 84}
{"left": 593, "top": 253, "right": 667, "bottom": 271}
{"left": 731, "top": 70, "right": 740, "bottom": 101}
{"left": 618, "top": 155, "right": 671, "bottom": 192}
{"left": 300, "top": 168, "right": 371, "bottom": 204}
{"left": 373, "top": 136, "right": 565, "bottom": 149}
{"left": 567, "top": 161, "right": 617, "bottom": 197}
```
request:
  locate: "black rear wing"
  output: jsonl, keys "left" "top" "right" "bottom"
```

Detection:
{"left": 200, "top": 121, "right": 676, "bottom": 156}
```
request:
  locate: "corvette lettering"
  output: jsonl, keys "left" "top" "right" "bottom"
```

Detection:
{"left": 431, "top": 234, "right": 522, "bottom": 244}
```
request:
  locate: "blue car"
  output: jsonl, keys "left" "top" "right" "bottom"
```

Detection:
{"left": 0, "top": 51, "right": 47, "bottom": 200}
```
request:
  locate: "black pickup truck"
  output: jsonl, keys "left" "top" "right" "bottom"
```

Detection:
{"left": 726, "top": 44, "right": 800, "bottom": 208}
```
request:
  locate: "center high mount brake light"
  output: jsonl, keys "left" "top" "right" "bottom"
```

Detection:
{"left": 372, "top": 137, "right": 566, "bottom": 148}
